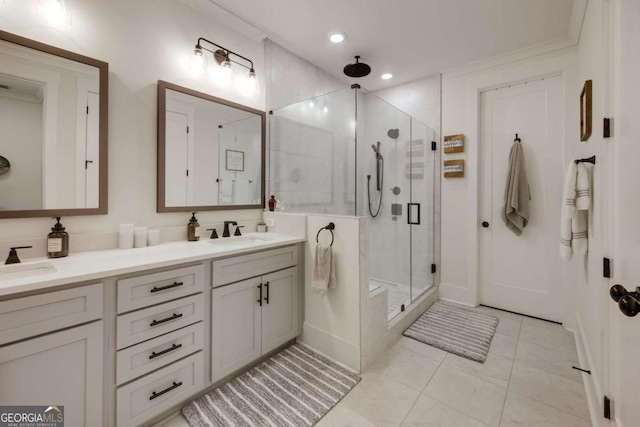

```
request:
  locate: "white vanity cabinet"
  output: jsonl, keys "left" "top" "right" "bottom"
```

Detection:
{"left": 0, "top": 284, "right": 104, "bottom": 427}
{"left": 211, "top": 246, "right": 299, "bottom": 382}
{"left": 115, "top": 263, "right": 205, "bottom": 427}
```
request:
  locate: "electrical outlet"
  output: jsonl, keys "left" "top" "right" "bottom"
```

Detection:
{"left": 265, "top": 218, "right": 275, "bottom": 227}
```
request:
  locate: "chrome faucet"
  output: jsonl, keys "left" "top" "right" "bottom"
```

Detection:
{"left": 222, "top": 221, "right": 238, "bottom": 238}
{"left": 5, "top": 246, "right": 32, "bottom": 264}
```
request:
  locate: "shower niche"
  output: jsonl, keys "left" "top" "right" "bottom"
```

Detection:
{"left": 269, "top": 86, "right": 438, "bottom": 320}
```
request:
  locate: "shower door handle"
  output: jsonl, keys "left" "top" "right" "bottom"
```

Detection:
{"left": 407, "top": 203, "right": 420, "bottom": 225}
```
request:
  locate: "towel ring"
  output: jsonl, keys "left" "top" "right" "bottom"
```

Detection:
{"left": 316, "top": 222, "right": 335, "bottom": 246}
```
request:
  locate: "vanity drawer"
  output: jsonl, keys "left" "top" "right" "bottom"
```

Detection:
{"left": 117, "top": 264, "right": 204, "bottom": 314}
{"left": 116, "top": 322, "right": 204, "bottom": 385}
{"left": 117, "top": 351, "right": 204, "bottom": 427}
{"left": 212, "top": 245, "right": 298, "bottom": 287}
{"left": 116, "top": 294, "right": 203, "bottom": 349}
{"left": 0, "top": 283, "right": 103, "bottom": 345}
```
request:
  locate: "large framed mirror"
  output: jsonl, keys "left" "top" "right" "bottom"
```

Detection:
{"left": 157, "top": 81, "right": 265, "bottom": 212}
{"left": 0, "top": 30, "right": 108, "bottom": 218}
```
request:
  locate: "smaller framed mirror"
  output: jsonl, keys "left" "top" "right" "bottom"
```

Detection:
{"left": 157, "top": 81, "right": 265, "bottom": 212}
{"left": 580, "top": 79, "right": 592, "bottom": 142}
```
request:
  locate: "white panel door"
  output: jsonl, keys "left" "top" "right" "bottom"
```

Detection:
{"left": 261, "top": 267, "right": 298, "bottom": 354}
{"left": 85, "top": 91, "right": 100, "bottom": 208}
{"left": 165, "top": 110, "right": 189, "bottom": 206}
{"left": 479, "top": 76, "right": 564, "bottom": 321}
{"left": 211, "top": 277, "right": 261, "bottom": 382}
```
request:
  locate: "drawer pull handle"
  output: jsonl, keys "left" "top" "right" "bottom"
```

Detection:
{"left": 264, "top": 281, "right": 270, "bottom": 304}
{"left": 150, "top": 313, "right": 183, "bottom": 327}
{"left": 149, "top": 343, "right": 182, "bottom": 360}
{"left": 150, "top": 281, "right": 184, "bottom": 293}
{"left": 149, "top": 381, "right": 182, "bottom": 400}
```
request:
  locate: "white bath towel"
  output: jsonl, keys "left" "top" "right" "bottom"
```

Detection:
{"left": 311, "top": 243, "right": 336, "bottom": 295}
{"left": 560, "top": 160, "right": 589, "bottom": 260}
{"left": 502, "top": 140, "right": 531, "bottom": 236}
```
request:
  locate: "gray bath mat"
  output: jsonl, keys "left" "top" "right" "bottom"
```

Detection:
{"left": 403, "top": 301, "right": 498, "bottom": 363}
{"left": 182, "top": 343, "right": 360, "bottom": 426}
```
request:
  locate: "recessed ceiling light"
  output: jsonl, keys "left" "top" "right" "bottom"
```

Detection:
{"left": 329, "top": 32, "right": 346, "bottom": 43}
{"left": 381, "top": 73, "right": 393, "bottom": 80}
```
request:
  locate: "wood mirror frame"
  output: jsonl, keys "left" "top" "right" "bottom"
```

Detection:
{"left": 0, "top": 30, "right": 108, "bottom": 219}
{"left": 157, "top": 80, "right": 266, "bottom": 212}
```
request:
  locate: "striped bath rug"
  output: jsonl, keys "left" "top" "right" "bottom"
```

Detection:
{"left": 182, "top": 343, "right": 360, "bottom": 426}
{"left": 403, "top": 301, "right": 499, "bottom": 363}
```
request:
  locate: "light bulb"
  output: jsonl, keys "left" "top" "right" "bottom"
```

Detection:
{"left": 329, "top": 32, "right": 346, "bottom": 43}
{"left": 188, "top": 46, "right": 207, "bottom": 74}
{"left": 381, "top": 73, "right": 393, "bottom": 80}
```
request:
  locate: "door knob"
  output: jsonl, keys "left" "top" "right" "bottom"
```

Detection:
{"left": 482, "top": 221, "right": 490, "bottom": 228}
{"left": 610, "top": 284, "right": 640, "bottom": 317}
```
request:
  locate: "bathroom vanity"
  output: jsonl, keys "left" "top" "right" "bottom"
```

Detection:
{"left": 0, "top": 233, "right": 304, "bottom": 427}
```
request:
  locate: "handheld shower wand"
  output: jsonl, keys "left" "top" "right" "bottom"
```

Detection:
{"left": 367, "top": 142, "right": 384, "bottom": 217}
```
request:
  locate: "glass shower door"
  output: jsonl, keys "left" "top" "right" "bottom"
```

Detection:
{"left": 409, "top": 119, "right": 436, "bottom": 302}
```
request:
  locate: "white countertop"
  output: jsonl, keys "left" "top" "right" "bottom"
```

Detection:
{"left": 0, "top": 232, "right": 305, "bottom": 297}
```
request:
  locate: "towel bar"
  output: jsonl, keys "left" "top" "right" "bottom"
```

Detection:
{"left": 575, "top": 155, "right": 596, "bottom": 164}
{"left": 316, "top": 222, "right": 335, "bottom": 246}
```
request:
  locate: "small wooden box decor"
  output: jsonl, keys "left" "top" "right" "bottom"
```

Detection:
{"left": 444, "top": 134, "right": 465, "bottom": 153}
{"left": 580, "top": 80, "right": 592, "bottom": 142}
{"left": 444, "top": 160, "right": 465, "bottom": 178}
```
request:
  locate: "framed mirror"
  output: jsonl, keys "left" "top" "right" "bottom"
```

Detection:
{"left": 157, "top": 80, "right": 265, "bottom": 212}
{"left": 0, "top": 30, "right": 108, "bottom": 218}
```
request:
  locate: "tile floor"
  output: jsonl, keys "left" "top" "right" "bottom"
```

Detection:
{"left": 161, "top": 305, "right": 591, "bottom": 427}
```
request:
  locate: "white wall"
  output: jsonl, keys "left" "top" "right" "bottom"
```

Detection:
{"left": 0, "top": 0, "right": 266, "bottom": 259}
{"left": 440, "top": 49, "right": 579, "bottom": 313}
{"left": 0, "top": 96, "right": 42, "bottom": 210}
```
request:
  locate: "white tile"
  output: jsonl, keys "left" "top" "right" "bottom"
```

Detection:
{"left": 519, "top": 322, "right": 576, "bottom": 353}
{"left": 341, "top": 372, "right": 421, "bottom": 426}
{"left": 423, "top": 366, "right": 507, "bottom": 426}
{"left": 401, "top": 394, "right": 489, "bottom": 426}
{"left": 367, "top": 346, "right": 439, "bottom": 391}
{"left": 509, "top": 362, "right": 590, "bottom": 420}
{"left": 315, "top": 405, "right": 378, "bottom": 427}
{"left": 514, "top": 339, "right": 581, "bottom": 382}
{"left": 495, "top": 318, "right": 522, "bottom": 339}
{"left": 488, "top": 333, "right": 518, "bottom": 359}
{"left": 500, "top": 391, "right": 592, "bottom": 426}
{"left": 441, "top": 351, "right": 513, "bottom": 388}
{"left": 474, "top": 306, "right": 524, "bottom": 324}
{"left": 153, "top": 413, "right": 189, "bottom": 427}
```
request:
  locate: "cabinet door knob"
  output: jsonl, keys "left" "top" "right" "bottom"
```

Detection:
{"left": 482, "top": 221, "right": 490, "bottom": 228}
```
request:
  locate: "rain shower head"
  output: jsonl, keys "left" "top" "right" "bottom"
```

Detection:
{"left": 343, "top": 56, "right": 371, "bottom": 78}
{"left": 387, "top": 128, "right": 400, "bottom": 139}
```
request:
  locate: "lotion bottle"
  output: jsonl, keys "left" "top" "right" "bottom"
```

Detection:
{"left": 187, "top": 212, "right": 200, "bottom": 241}
{"left": 47, "top": 217, "right": 69, "bottom": 258}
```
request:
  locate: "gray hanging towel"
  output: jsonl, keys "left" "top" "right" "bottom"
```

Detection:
{"left": 502, "top": 140, "right": 531, "bottom": 236}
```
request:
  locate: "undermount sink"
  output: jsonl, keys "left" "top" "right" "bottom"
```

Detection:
{"left": 0, "top": 261, "right": 57, "bottom": 281}
{"left": 206, "top": 235, "right": 271, "bottom": 247}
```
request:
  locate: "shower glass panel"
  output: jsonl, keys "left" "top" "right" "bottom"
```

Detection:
{"left": 218, "top": 116, "right": 263, "bottom": 205}
{"left": 269, "top": 86, "right": 436, "bottom": 321}
{"left": 269, "top": 88, "right": 356, "bottom": 215}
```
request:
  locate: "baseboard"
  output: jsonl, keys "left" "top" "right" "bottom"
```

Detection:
{"left": 575, "top": 313, "right": 604, "bottom": 427}
{"left": 300, "top": 322, "right": 360, "bottom": 372}
{"left": 438, "top": 282, "right": 476, "bottom": 306}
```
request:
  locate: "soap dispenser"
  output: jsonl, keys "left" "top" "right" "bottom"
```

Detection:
{"left": 187, "top": 212, "right": 200, "bottom": 241}
{"left": 47, "top": 217, "right": 69, "bottom": 258}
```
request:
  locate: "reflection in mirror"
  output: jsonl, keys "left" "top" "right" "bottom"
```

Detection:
{"left": 0, "top": 30, "right": 108, "bottom": 218}
{"left": 157, "top": 81, "right": 265, "bottom": 212}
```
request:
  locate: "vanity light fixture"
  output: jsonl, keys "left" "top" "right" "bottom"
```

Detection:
{"left": 381, "top": 73, "right": 393, "bottom": 80}
{"left": 190, "top": 37, "right": 256, "bottom": 82}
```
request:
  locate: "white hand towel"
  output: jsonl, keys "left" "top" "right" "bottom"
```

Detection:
{"left": 311, "top": 243, "right": 336, "bottom": 295}
{"left": 576, "top": 163, "right": 590, "bottom": 210}
{"left": 559, "top": 160, "right": 589, "bottom": 260}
